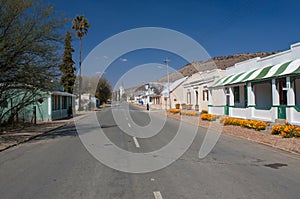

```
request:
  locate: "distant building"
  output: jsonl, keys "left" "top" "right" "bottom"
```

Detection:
{"left": 182, "top": 69, "right": 225, "bottom": 112}
{"left": 116, "top": 84, "right": 125, "bottom": 101}
{"left": 75, "top": 93, "right": 99, "bottom": 111}
{"left": 161, "top": 77, "right": 188, "bottom": 110}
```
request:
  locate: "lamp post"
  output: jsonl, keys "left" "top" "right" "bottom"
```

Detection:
{"left": 164, "top": 58, "right": 171, "bottom": 110}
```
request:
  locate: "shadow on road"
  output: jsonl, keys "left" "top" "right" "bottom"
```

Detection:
{"left": 100, "top": 124, "right": 118, "bottom": 128}
{"left": 32, "top": 124, "right": 77, "bottom": 142}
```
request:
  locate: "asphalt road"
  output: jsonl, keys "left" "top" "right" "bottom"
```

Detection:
{"left": 0, "top": 103, "right": 300, "bottom": 199}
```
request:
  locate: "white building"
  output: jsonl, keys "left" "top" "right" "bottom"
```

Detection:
{"left": 75, "top": 93, "right": 99, "bottom": 111}
{"left": 161, "top": 77, "right": 188, "bottom": 110}
{"left": 182, "top": 69, "right": 225, "bottom": 112}
{"left": 209, "top": 42, "right": 300, "bottom": 125}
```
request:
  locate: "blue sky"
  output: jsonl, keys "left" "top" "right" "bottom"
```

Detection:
{"left": 46, "top": 0, "right": 300, "bottom": 89}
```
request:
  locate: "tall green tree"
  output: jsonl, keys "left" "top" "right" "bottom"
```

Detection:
{"left": 95, "top": 77, "right": 112, "bottom": 104}
{"left": 0, "top": 0, "right": 65, "bottom": 123}
{"left": 59, "top": 31, "right": 76, "bottom": 93}
{"left": 72, "top": 15, "right": 90, "bottom": 110}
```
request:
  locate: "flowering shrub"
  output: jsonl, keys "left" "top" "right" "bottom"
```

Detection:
{"left": 201, "top": 110, "right": 208, "bottom": 114}
{"left": 170, "top": 109, "right": 180, "bottom": 114}
{"left": 180, "top": 111, "right": 198, "bottom": 116}
{"left": 220, "top": 117, "right": 269, "bottom": 131}
{"left": 201, "top": 113, "right": 219, "bottom": 121}
{"left": 170, "top": 109, "right": 198, "bottom": 116}
{"left": 270, "top": 122, "right": 300, "bottom": 138}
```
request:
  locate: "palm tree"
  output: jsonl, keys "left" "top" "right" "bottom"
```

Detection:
{"left": 72, "top": 15, "right": 90, "bottom": 111}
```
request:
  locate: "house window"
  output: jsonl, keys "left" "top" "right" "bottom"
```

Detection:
{"left": 62, "top": 96, "right": 68, "bottom": 109}
{"left": 202, "top": 90, "right": 209, "bottom": 101}
{"left": 52, "top": 95, "right": 60, "bottom": 111}
{"left": 234, "top": 86, "right": 240, "bottom": 103}
{"left": 254, "top": 81, "right": 272, "bottom": 109}
{"left": 244, "top": 85, "right": 248, "bottom": 107}
{"left": 187, "top": 91, "right": 191, "bottom": 104}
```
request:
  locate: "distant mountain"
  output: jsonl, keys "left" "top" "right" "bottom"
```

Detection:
{"left": 157, "top": 52, "right": 277, "bottom": 82}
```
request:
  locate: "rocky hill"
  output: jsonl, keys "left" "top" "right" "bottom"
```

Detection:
{"left": 157, "top": 52, "right": 277, "bottom": 82}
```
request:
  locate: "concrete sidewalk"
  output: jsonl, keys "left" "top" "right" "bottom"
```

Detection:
{"left": 0, "top": 113, "right": 88, "bottom": 152}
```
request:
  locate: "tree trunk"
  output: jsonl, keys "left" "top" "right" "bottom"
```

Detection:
{"left": 78, "top": 37, "right": 82, "bottom": 111}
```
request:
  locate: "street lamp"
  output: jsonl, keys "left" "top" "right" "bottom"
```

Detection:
{"left": 164, "top": 58, "right": 171, "bottom": 110}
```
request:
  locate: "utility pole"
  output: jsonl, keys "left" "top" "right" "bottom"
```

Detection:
{"left": 164, "top": 58, "right": 171, "bottom": 110}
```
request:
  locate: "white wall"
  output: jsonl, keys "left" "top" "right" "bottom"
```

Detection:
{"left": 230, "top": 107, "right": 247, "bottom": 119}
{"left": 226, "top": 42, "right": 300, "bottom": 76}
{"left": 252, "top": 107, "right": 276, "bottom": 122}
{"left": 258, "top": 50, "right": 292, "bottom": 67}
{"left": 228, "top": 57, "right": 260, "bottom": 75}
{"left": 287, "top": 107, "right": 300, "bottom": 125}
{"left": 171, "top": 85, "right": 184, "bottom": 108}
{"left": 209, "top": 106, "right": 224, "bottom": 115}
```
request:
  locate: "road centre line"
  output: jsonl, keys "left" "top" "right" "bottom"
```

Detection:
{"left": 133, "top": 136, "right": 140, "bottom": 148}
{"left": 153, "top": 191, "right": 163, "bottom": 199}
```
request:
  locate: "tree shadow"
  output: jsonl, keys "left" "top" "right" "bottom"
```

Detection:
{"left": 100, "top": 124, "right": 118, "bottom": 128}
{"left": 32, "top": 122, "right": 119, "bottom": 142}
{"left": 32, "top": 124, "right": 77, "bottom": 141}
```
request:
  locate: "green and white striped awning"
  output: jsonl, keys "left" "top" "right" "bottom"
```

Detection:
{"left": 211, "top": 59, "right": 300, "bottom": 87}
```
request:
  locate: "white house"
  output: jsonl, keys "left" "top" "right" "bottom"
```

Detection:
{"left": 75, "top": 93, "right": 99, "bottom": 110}
{"left": 181, "top": 69, "right": 225, "bottom": 112}
{"left": 209, "top": 42, "right": 300, "bottom": 125}
{"left": 161, "top": 77, "right": 188, "bottom": 110}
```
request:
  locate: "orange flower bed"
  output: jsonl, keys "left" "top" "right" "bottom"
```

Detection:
{"left": 220, "top": 117, "right": 269, "bottom": 131}
{"left": 170, "top": 109, "right": 180, "bottom": 114}
{"left": 180, "top": 111, "right": 198, "bottom": 116}
{"left": 270, "top": 122, "right": 300, "bottom": 138}
{"left": 201, "top": 113, "right": 219, "bottom": 121}
{"left": 170, "top": 109, "right": 198, "bottom": 116}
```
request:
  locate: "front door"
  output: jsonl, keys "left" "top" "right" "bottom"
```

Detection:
{"left": 195, "top": 91, "right": 199, "bottom": 111}
{"left": 278, "top": 78, "right": 287, "bottom": 119}
{"left": 224, "top": 88, "right": 230, "bottom": 115}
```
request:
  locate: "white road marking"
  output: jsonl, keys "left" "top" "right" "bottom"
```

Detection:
{"left": 133, "top": 136, "right": 140, "bottom": 148}
{"left": 128, "top": 123, "right": 131, "bottom": 128}
{"left": 153, "top": 191, "right": 163, "bottom": 199}
{"left": 125, "top": 117, "right": 128, "bottom": 120}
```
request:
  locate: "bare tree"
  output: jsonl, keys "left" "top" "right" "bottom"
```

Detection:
{"left": 0, "top": 0, "right": 65, "bottom": 124}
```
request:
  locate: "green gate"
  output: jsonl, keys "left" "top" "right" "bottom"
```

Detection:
{"left": 278, "top": 105, "right": 286, "bottom": 119}
{"left": 224, "top": 106, "right": 229, "bottom": 115}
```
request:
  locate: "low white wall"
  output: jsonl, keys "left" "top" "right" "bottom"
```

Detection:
{"left": 287, "top": 107, "right": 300, "bottom": 125}
{"left": 251, "top": 107, "right": 276, "bottom": 122}
{"left": 209, "top": 106, "right": 224, "bottom": 115}
{"left": 230, "top": 107, "right": 247, "bottom": 119}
